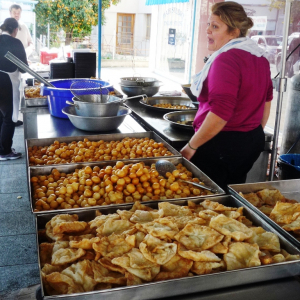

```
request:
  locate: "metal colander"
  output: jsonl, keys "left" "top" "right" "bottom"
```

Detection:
{"left": 70, "top": 80, "right": 111, "bottom": 103}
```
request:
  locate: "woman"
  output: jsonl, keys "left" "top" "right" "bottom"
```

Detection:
{"left": 181, "top": 2, "right": 273, "bottom": 191}
{"left": 0, "top": 18, "right": 28, "bottom": 160}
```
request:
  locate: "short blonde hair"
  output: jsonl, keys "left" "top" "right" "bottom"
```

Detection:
{"left": 211, "top": 1, "right": 253, "bottom": 37}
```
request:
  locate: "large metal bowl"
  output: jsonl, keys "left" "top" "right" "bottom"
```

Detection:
{"left": 164, "top": 110, "right": 196, "bottom": 131}
{"left": 120, "top": 77, "right": 158, "bottom": 87}
{"left": 139, "top": 96, "right": 197, "bottom": 112}
{"left": 66, "top": 96, "right": 124, "bottom": 117}
{"left": 120, "top": 81, "right": 163, "bottom": 97}
{"left": 62, "top": 106, "right": 132, "bottom": 132}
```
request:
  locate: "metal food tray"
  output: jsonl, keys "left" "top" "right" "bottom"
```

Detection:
{"left": 24, "top": 86, "right": 48, "bottom": 107}
{"left": 163, "top": 110, "right": 196, "bottom": 131}
{"left": 228, "top": 179, "right": 300, "bottom": 248}
{"left": 25, "top": 131, "right": 181, "bottom": 167}
{"left": 35, "top": 195, "right": 300, "bottom": 300}
{"left": 28, "top": 157, "right": 225, "bottom": 214}
{"left": 139, "top": 96, "right": 197, "bottom": 112}
{"left": 25, "top": 98, "right": 48, "bottom": 107}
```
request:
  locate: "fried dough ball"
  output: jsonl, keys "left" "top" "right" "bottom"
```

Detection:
{"left": 31, "top": 162, "right": 212, "bottom": 211}
{"left": 28, "top": 138, "right": 174, "bottom": 166}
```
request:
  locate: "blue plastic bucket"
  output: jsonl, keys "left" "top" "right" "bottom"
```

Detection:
{"left": 40, "top": 79, "right": 112, "bottom": 118}
{"left": 277, "top": 154, "right": 300, "bottom": 180}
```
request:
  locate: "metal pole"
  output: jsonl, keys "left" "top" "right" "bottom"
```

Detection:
{"left": 47, "top": 23, "right": 50, "bottom": 48}
{"left": 187, "top": 0, "right": 197, "bottom": 83}
{"left": 269, "top": 0, "right": 293, "bottom": 181}
{"left": 98, "top": 0, "right": 102, "bottom": 79}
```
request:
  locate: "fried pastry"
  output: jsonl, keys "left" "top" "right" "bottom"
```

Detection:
{"left": 139, "top": 234, "right": 177, "bottom": 265}
{"left": 224, "top": 242, "right": 261, "bottom": 271}
{"left": 209, "top": 214, "right": 253, "bottom": 242}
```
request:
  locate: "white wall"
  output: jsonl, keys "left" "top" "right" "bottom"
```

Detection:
{"left": 100, "top": 0, "right": 152, "bottom": 57}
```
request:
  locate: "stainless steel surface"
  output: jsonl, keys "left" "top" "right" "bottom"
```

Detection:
{"left": 140, "top": 97, "right": 197, "bottom": 112}
{"left": 62, "top": 106, "right": 132, "bottom": 132}
{"left": 120, "top": 81, "right": 163, "bottom": 97}
{"left": 124, "top": 97, "right": 194, "bottom": 148}
{"left": 66, "top": 97, "right": 122, "bottom": 117}
{"left": 163, "top": 110, "right": 196, "bottom": 131}
{"left": 22, "top": 107, "right": 146, "bottom": 140}
{"left": 269, "top": 0, "right": 293, "bottom": 181}
{"left": 5, "top": 51, "right": 54, "bottom": 87}
{"left": 155, "top": 159, "right": 177, "bottom": 176}
{"left": 120, "top": 77, "right": 157, "bottom": 87}
{"left": 228, "top": 179, "right": 300, "bottom": 247}
{"left": 29, "top": 157, "right": 225, "bottom": 214}
{"left": 35, "top": 195, "right": 300, "bottom": 300}
{"left": 25, "top": 132, "right": 181, "bottom": 166}
{"left": 70, "top": 80, "right": 112, "bottom": 103}
{"left": 155, "top": 159, "right": 217, "bottom": 193}
{"left": 25, "top": 98, "right": 48, "bottom": 107}
{"left": 180, "top": 180, "right": 217, "bottom": 193}
{"left": 181, "top": 84, "right": 197, "bottom": 102}
{"left": 72, "top": 94, "right": 120, "bottom": 103}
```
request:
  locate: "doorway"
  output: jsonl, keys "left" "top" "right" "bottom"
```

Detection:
{"left": 116, "top": 13, "right": 135, "bottom": 55}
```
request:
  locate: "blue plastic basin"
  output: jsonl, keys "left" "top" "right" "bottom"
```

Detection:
{"left": 41, "top": 79, "right": 112, "bottom": 118}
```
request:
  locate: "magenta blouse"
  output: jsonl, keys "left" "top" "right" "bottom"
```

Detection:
{"left": 193, "top": 49, "right": 273, "bottom": 132}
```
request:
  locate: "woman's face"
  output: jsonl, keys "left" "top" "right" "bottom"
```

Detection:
{"left": 206, "top": 14, "right": 239, "bottom": 52}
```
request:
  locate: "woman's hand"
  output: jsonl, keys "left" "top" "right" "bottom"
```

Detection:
{"left": 180, "top": 144, "right": 196, "bottom": 160}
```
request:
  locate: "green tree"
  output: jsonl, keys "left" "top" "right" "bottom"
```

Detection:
{"left": 35, "top": 0, "right": 120, "bottom": 45}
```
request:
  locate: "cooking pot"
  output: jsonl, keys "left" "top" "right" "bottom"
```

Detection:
{"left": 66, "top": 94, "right": 147, "bottom": 117}
{"left": 120, "top": 77, "right": 157, "bottom": 87}
{"left": 120, "top": 81, "right": 163, "bottom": 97}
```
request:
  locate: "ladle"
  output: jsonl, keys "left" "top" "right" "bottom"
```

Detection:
{"left": 155, "top": 160, "right": 216, "bottom": 193}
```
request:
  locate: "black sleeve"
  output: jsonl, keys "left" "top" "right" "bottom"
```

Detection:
{"left": 13, "top": 39, "right": 28, "bottom": 73}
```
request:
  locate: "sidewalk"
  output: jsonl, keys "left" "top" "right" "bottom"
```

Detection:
{"left": 0, "top": 124, "right": 40, "bottom": 299}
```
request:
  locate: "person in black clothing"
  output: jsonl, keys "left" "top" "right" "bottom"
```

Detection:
{"left": 0, "top": 18, "right": 28, "bottom": 160}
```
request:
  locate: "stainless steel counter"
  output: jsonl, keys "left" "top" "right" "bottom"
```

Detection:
{"left": 21, "top": 95, "right": 300, "bottom": 300}
{"left": 124, "top": 98, "right": 194, "bottom": 149}
{"left": 21, "top": 98, "right": 146, "bottom": 139}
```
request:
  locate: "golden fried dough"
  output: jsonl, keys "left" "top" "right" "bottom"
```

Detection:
{"left": 62, "top": 260, "right": 97, "bottom": 292}
{"left": 224, "top": 242, "right": 261, "bottom": 271}
{"left": 191, "top": 261, "right": 225, "bottom": 275}
{"left": 52, "top": 248, "right": 86, "bottom": 265}
{"left": 139, "top": 234, "right": 177, "bottom": 265}
{"left": 246, "top": 227, "right": 280, "bottom": 252}
{"left": 201, "top": 200, "right": 236, "bottom": 211}
{"left": 209, "top": 214, "right": 253, "bottom": 242}
{"left": 269, "top": 202, "right": 300, "bottom": 224}
{"left": 154, "top": 254, "right": 193, "bottom": 281}
{"left": 177, "top": 242, "right": 221, "bottom": 262}
{"left": 174, "top": 223, "right": 224, "bottom": 251}
{"left": 93, "top": 233, "right": 134, "bottom": 259}
{"left": 158, "top": 202, "right": 193, "bottom": 217}
{"left": 139, "top": 217, "right": 179, "bottom": 239}
{"left": 256, "top": 189, "right": 285, "bottom": 206}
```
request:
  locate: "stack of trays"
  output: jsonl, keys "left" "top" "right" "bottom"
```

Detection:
{"left": 50, "top": 62, "right": 75, "bottom": 79}
{"left": 73, "top": 52, "right": 96, "bottom": 78}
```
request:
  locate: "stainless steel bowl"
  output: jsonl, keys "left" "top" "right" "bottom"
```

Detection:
{"left": 181, "top": 84, "right": 197, "bottom": 102}
{"left": 120, "top": 77, "right": 157, "bottom": 87}
{"left": 139, "top": 96, "right": 197, "bottom": 112}
{"left": 73, "top": 94, "right": 121, "bottom": 103}
{"left": 62, "top": 106, "right": 132, "bottom": 132}
{"left": 163, "top": 110, "right": 196, "bottom": 131}
{"left": 66, "top": 96, "right": 124, "bottom": 117}
{"left": 120, "top": 81, "right": 163, "bottom": 97}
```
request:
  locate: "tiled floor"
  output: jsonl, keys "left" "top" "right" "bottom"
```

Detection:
{"left": 0, "top": 124, "right": 40, "bottom": 299}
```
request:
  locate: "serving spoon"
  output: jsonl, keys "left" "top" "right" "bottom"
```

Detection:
{"left": 155, "top": 160, "right": 217, "bottom": 193}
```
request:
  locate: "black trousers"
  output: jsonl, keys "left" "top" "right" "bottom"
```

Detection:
{"left": 0, "top": 72, "right": 15, "bottom": 155}
{"left": 191, "top": 125, "right": 265, "bottom": 191}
